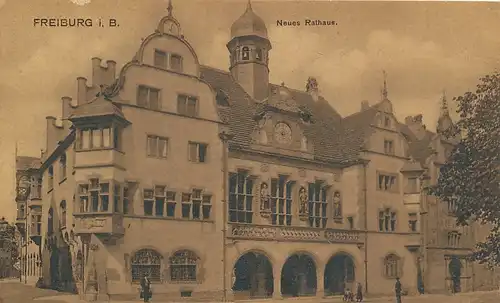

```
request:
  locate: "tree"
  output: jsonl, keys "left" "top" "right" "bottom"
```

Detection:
{"left": 0, "top": 217, "right": 19, "bottom": 278}
{"left": 430, "top": 72, "right": 500, "bottom": 268}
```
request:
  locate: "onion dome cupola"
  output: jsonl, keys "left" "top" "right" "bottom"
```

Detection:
{"left": 227, "top": 0, "right": 271, "bottom": 102}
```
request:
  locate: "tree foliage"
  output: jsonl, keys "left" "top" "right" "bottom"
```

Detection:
{"left": 430, "top": 72, "right": 500, "bottom": 267}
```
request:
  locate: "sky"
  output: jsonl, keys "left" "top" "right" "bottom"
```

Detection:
{"left": 0, "top": 0, "right": 499, "bottom": 221}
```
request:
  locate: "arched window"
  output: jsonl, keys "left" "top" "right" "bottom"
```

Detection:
{"left": 255, "top": 48, "right": 262, "bottom": 61}
{"left": 169, "top": 250, "right": 198, "bottom": 282}
{"left": 242, "top": 47, "right": 250, "bottom": 60}
{"left": 131, "top": 249, "right": 162, "bottom": 282}
{"left": 48, "top": 208, "right": 54, "bottom": 235}
{"left": 59, "top": 153, "right": 67, "bottom": 181}
{"left": 60, "top": 200, "right": 67, "bottom": 228}
{"left": 384, "top": 254, "right": 400, "bottom": 278}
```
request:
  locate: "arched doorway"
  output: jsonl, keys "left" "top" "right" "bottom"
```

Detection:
{"left": 281, "top": 253, "right": 317, "bottom": 297}
{"left": 232, "top": 252, "right": 273, "bottom": 299}
{"left": 448, "top": 256, "right": 462, "bottom": 293}
{"left": 324, "top": 253, "right": 355, "bottom": 296}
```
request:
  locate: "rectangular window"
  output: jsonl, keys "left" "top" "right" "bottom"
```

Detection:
{"left": 123, "top": 186, "right": 130, "bottom": 214}
{"left": 377, "top": 174, "right": 397, "bottom": 191}
{"left": 113, "top": 127, "right": 121, "bottom": 150}
{"left": 177, "top": 95, "right": 198, "bottom": 117}
{"left": 137, "top": 85, "right": 160, "bottom": 110}
{"left": 78, "top": 128, "right": 112, "bottom": 150}
{"left": 114, "top": 184, "right": 121, "bottom": 213}
{"left": 181, "top": 193, "right": 191, "bottom": 219}
{"left": 170, "top": 54, "right": 183, "bottom": 72}
{"left": 347, "top": 216, "right": 354, "bottom": 229}
{"left": 271, "top": 176, "right": 293, "bottom": 226}
{"left": 408, "top": 212, "right": 418, "bottom": 232}
{"left": 229, "top": 172, "right": 253, "bottom": 223}
{"left": 143, "top": 186, "right": 169, "bottom": 217}
{"left": 143, "top": 189, "right": 154, "bottom": 216}
{"left": 146, "top": 135, "right": 168, "bottom": 158}
{"left": 188, "top": 142, "right": 207, "bottom": 163}
{"left": 384, "top": 140, "right": 394, "bottom": 155}
{"left": 154, "top": 50, "right": 167, "bottom": 68}
{"left": 166, "top": 191, "right": 176, "bottom": 217}
{"left": 406, "top": 177, "right": 418, "bottom": 193}
{"left": 78, "top": 179, "right": 110, "bottom": 213}
{"left": 308, "top": 182, "right": 327, "bottom": 228}
{"left": 179, "top": 189, "right": 211, "bottom": 220}
{"left": 447, "top": 232, "right": 461, "bottom": 247}
{"left": 378, "top": 209, "right": 396, "bottom": 232}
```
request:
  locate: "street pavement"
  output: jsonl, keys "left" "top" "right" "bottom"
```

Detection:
{"left": 0, "top": 280, "right": 499, "bottom": 303}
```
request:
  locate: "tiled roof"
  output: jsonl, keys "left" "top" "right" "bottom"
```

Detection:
{"left": 399, "top": 124, "right": 436, "bottom": 166}
{"left": 341, "top": 105, "right": 380, "bottom": 160}
{"left": 69, "top": 94, "right": 126, "bottom": 121}
{"left": 16, "top": 156, "right": 41, "bottom": 170}
{"left": 200, "top": 66, "right": 353, "bottom": 163}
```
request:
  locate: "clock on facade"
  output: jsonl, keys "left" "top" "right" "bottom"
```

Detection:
{"left": 274, "top": 122, "right": 292, "bottom": 145}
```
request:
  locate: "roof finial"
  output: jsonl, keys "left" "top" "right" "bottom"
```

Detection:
{"left": 247, "top": 0, "right": 252, "bottom": 10}
{"left": 441, "top": 89, "right": 449, "bottom": 116}
{"left": 381, "top": 70, "right": 388, "bottom": 100}
{"left": 167, "top": 0, "right": 173, "bottom": 16}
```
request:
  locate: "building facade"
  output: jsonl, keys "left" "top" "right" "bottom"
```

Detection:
{"left": 23, "top": 1, "right": 497, "bottom": 301}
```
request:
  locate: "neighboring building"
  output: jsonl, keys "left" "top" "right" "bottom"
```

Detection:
{"left": 15, "top": 156, "right": 43, "bottom": 283}
{"left": 25, "top": 1, "right": 497, "bottom": 301}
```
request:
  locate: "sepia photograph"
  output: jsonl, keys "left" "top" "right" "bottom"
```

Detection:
{"left": 0, "top": 0, "right": 500, "bottom": 302}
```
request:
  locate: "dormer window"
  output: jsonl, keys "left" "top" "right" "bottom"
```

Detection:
{"left": 154, "top": 50, "right": 167, "bottom": 68}
{"left": 384, "top": 116, "right": 391, "bottom": 128}
{"left": 255, "top": 48, "right": 262, "bottom": 61}
{"left": 242, "top": 47, "right": 250, "bottom": 60}
{"left": 216, "top": 90, "right": 229, "bottom": 107}
{"left": 170, "top": 54, "right": 183, "bottom": 72}
{"left": 137, "top": 85, "right": 160, "bottom": 110}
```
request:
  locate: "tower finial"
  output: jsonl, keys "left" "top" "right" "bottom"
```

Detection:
{"left": 381, "top": 70, "right": 388, "bottom": 100}
{"left": 247, "top": 0, "right": 252, "bottom": 10}
{"left": 167, "top": 0, "right": 173, "bottom": 16}
{"left": 441, "top": 89, "right": 449, "bottom": 116}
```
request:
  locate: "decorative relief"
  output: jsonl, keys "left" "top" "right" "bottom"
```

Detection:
{"left": 324, "top": 230, "right": 360, "bottom": 242}
{"left": 298, "top": 186, "right": 309, "bottom": 221}
{"left": 230, "top": 224, "right": 360, "bottom": 243}
{"left": 260, "top": 163, "right": 269, "bottom": 173}
{"left": 298, "top": 168, "right": 306, "bottom": 178}
{"left": 84, "top": 218, "right": 106, "bottom": 230}
{"left": 259, "top": 182, "right": 271, "bottom": 218}
{"left": 333, "top": 191, "right": 342, "bottom": 222}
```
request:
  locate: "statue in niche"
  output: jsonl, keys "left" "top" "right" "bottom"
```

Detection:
{"left": 259, "top": 182, "right": 271, "bottom": 217}
{"left": 333, "top": 191, "right": 342, "bottom": 219}
{"left": 299, "top": 186, "right": 309, "bottom": 219}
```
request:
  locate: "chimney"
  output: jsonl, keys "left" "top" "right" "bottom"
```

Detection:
{"left": 306, "top": 77, "right": 319, "bottom": 101}
{"left": 76, "top": 77, "right": 88, "bottom": 105}
{"left": 61, "top": 96, "right": 73, "bottom": 119}
{"left": 91, "top": 57, "right": 102, "bottom": 87}
{"left": 361, "top": 100, "right": 369, "bottom": 111}
{"left": 106, "top": 60, "right": 117, "bottom": 83}
{"left": 405, "top": 114, "right": 427, "bottom": 140}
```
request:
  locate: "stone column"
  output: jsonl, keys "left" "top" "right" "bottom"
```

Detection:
{"left": 316, "top": 265, "right": 325, "bottom": 298}
{"left": 272, "top": 265, "right": 282, "bottom": 299}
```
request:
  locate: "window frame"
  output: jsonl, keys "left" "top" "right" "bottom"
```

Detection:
{"left": 177, "top": 94, "right": 199, "bottom": 117}
{"left": 228, "top": 172, "right": 254, "bottom": 224}
{"left": 137, "top": 85, "right": 161, "bottom": 110}
{"left": 307, "top": 182, "right": 328, "bottom": 228}
{"left": 146, "top": 135, "right": 169, "bottom": 159}
{"left": 188, "top": 142, "right": 208, "bottom": 163}
{"left": 169, "top": 250, "right": 199, "bottom": 283}
{"left": 383, "top": 254, "right": 401, "bottom": 279}
{"left": 270, "top": 176, "right": 293, "bottom": 227}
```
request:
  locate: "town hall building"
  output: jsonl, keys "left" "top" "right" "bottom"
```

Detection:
{"left": 15, "top": 0, "right": 499, "bottom": 301}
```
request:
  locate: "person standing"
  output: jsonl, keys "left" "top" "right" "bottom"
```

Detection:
{"left": 140, "top": 274, "right": 152, "bottom": 302}
{"left": 356, "top": 282, "right": 363, "bottom": 302}
{"left": 395, "top": 277, "right": 402, "bottom": 303}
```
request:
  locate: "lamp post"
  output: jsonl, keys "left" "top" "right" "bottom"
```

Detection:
{"left": 17, "top": 175, "right": 31, "bottom": 285}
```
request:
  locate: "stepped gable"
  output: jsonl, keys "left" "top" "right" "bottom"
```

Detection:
{"left": 200, "top": 65, "right": 352, "bottom": 163}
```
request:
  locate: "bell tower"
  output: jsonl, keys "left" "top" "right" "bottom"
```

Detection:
{"left": 227, "top": 0, "right": 271, "bottom": 101}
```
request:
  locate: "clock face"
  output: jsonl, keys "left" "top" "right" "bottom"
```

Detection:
{"left": 274, "top": 122, "right": 292, "bottom": 145}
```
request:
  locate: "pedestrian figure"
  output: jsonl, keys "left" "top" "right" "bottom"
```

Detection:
{"left": 395, "top": 277, "right": 402, "bottom": 303}
{"left": 140, "top": 274, "right": 152, "bottom": 302}
{"left": 343, "top": 288, "right": 354, "bottom": 302}
{"left": 356, "top": 282, "right": 363, "bottom": 302}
